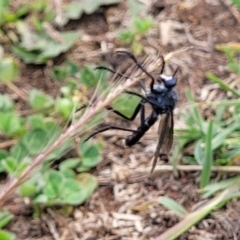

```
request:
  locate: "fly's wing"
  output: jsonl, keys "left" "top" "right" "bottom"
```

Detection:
{"left": 150, "top": 111, "right": 174, "bottom": 173}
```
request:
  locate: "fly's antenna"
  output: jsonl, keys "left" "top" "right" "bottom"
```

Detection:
{"left": 159, "top": 56, "right": 165, "bottom": 75}
{"left": 117, "top": 51, "right": 155, "bottom": 92}
{"left": 173, "top": 67, "right": 179, "bottom": 76}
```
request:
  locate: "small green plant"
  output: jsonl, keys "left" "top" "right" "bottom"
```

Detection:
{"left": 0, "top": 211, "right": 15, "bottom": 240}
{"left": 118, "top": 16, "right": 153, "bottom": 55}
{"left": 173, "top": 43, "right": 240, "bottom": 187}
{"left": 232, "top": 0, "right": 240, "bottom": 9}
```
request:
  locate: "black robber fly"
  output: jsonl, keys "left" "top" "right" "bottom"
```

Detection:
{"left": 84, "top": 51, "right": 178, "bottom": 173}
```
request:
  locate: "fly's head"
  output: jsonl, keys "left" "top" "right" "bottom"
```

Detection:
{"left": 157, "top": 65, "right": 178, "bottom": 90}
{"left": 158, "top": 74, "right": 177, "bottom": 89}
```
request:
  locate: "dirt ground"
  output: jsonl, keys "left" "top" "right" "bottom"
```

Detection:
{"left": 3, "top": 0, "right": 240, "bottom": 239}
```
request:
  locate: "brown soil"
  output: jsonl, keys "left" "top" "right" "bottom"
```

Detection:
{"left": 2, "top": 0, "right": 240, "bottom": 239}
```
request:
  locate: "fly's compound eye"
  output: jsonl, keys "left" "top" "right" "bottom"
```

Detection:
{"left": 159, "top": 75, "right": 177, "bottom": 89}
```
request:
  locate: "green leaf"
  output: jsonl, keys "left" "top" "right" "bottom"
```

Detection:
{"left": 0, "top": 230, "right": 15, "bottom": 240}
{"left": 194, "top": 140, "right": 204, "bottom": 165}
{"left": 59, "top": 178, "right": 84, "bottom": 205}
{"left": 46, "top": 138, "right": 72, "bottom": 161}
{"left": 0, "top": 211, "right": 13, "bottom": 228}
{"left": 0, "top": 57, "right": 19, "bottom": 82}
{"left": 186, "top": 90, "right": 204, "bottom": 126}
{"left": 0, "top": 94, "right": 14, "bottom": 111}
{"left": 10, "top": 140, "right": 29, "bottom": 162}
{"left": 12, "top": 23, "right": 81, "bottom": 64}
{"left": 200, "top": 120, "right": 214, "bottom": 188}
{"left": 0, "top": 112, "right": 24, "bottom": 137}
{"left": 133, "top": 17, "right": 153, "bottom": 34}
{"left": 75, "top": 173, "right": 98, "bottom": 202}
{"left": 112, "top": 93, "right": 140, "bottom": 118}
{"left": 40, "top": 31, "right": 81, "bottom": 59}
{"left": 159, "top": 197, "right": 188, "bottom": 217}
{"left": 27, "top": 114, "right": 45, "bottom": 129}
{"left": 19, "top": 182, "right": 37, "bottom": 197}
{"left": 60, "top": 169, "right": 75, "bottom": 179}
{"left": 43, "top": 170, "right": 63, "bottom": 198}
{"left": 22, "top": 129, "right": 50, "bottom": 155}
{"left": 55, "top": 98, "right": 74, "bottom": 119}
{"left": 0, "top": 150, "right": 8, "bottom": 172}
{"left": 1, "top": 157, "right": 18, "bottom": 174}
{"left": 201, "top": 176, "right": 239, "bottom": 198}
{"left": 206, "top": 72, "right": 240, "bottom": 97}
{"left": 33, "top": 194, "right": 48, "bottom": 204}
{"left": 29, "top": 89, "right": 54, "bottom": 111}
{"left": 79, "top": 142, "right": 101, "bottom": 168}
{"left": 212, "top": 121, "right": 240, "bottom": 150}
{"left": 118, "top": 30, "right": 135, "bottom": 44}
{"left": 62, "top": 0, "right": 121, "bottom": 25}
{"left": 127, "top": 0, "right": 147, "bottom": 16}
{"left": 80, "top": 66, "right": 98, "bottom": 87}
{"left": 59, "top": 158, "right": 80, "bottom": 171}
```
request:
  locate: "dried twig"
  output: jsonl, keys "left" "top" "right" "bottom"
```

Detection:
{"left": 97, "top": 164, "right": 240, "bottom": 185}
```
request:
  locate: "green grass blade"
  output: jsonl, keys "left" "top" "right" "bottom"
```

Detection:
{"left": 206, "top": 72, "right": 240, "bottom": 97}
{"left": 200, "top": 120, "right": 214, "bottom": 188}
{"left": 185, "top": 90, "right": 204, "bottom": 126}
{"left": 212, "top": 121, "right": 240, "bottom": 150}
{"left": 159, "top": 196, "right": 188, "bottom": 217}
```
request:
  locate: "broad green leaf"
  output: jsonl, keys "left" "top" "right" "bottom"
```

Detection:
{"left": 0, "top": 230, "right": 15, "bottom": 240}
{"left": 80, "top": 66, "right": 98, "bottom": 87}
{"left": 0, "top": 211, "right": 13, "bottom": 228}
{"left": 19, "top": 182, "right": 37, "bottom": 197}
{"left": 27, "top": 114, "right": 45, "bottom": 129}
{"left": 79, "top": 142, "right": 101, "bottom": 168}
{"left": 55, "top": 98, "right": 74, "bottom": 119}
{"left": 29, "top": 89, "right": 54, "bottom": 111}
{"left": 60, "top": 169, "right": 75, "bottom": 179}
{"left": 40, "top": 31, "right": 81, "bottom": 59}
{"left": 59, "top": 178, "right": 84, "bottom": 205}
{"left": 33, "top": 194, "right": 48, "bottom": 204}
{"left": 159, "top": 197, "right": 188, "bottom": 217}
{"left": 0, "top": 0, "right": 10, "bottom": 9}
{"left": 76, "top": 173, "right": 98, "bottom": 200}
{"left": 22, "top": 129, "right": 50, "bottom": 155}
{"left": 1, "top": 157, "right": 18, "bottom": 174}
{"left": 0, "top": 112, "right": 24, "bottom": 137}
{"left": 12, "top": 26, "right": 81, "bottom": 64}
{"left": 59, "top": 158, "right": 80, "bottom": 171}
{"left": 10, "top": 140, "right": 29, "bottom": 162}
{"left": 62, "top": 0, "right": 121, "bottom": 25}
{"left": 112, "top": 93, "right": 140, "bottom": 118}
{"left": 0, "top": 57, "right": 19, "bottom": 82}
{"left": 43, "top": 170, "right": 63, "bottom": 198}
{"left": 0, "top": 149, "right": 8, "bottom": 172}
{"left": 80, "top": 0, "right": 121, "bottom": 14}
{"left": 0, "top": 94, "right": 14, "bottom": 111}
{"left": 11, "top": 45, "right": 40, "bottom": 63}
